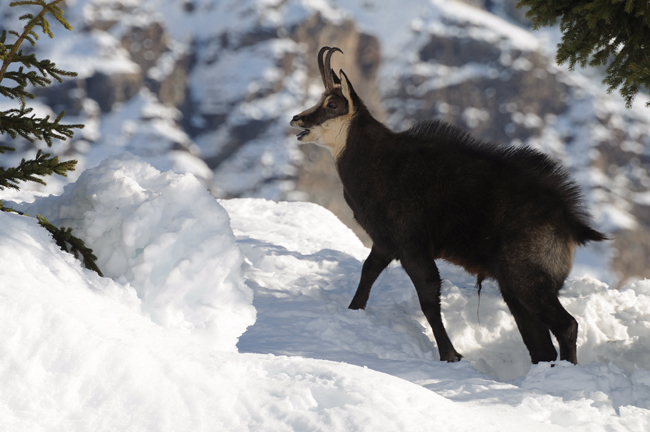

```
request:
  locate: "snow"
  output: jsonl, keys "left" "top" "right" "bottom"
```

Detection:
{"left": 41, "top": 29, "right": 141, "bottom": 78}
{"left": 3, "top": 155, "right": 650, "bottom": 430}
{"left": 12, "top": 153, "right": 254, "bottom": 352}
{"left": 0, "top": 214, "right": 485, "bottom": 431}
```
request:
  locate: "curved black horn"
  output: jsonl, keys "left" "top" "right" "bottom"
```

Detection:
{"left": 324, "top": 47, "right": 343, "bottom": 89}
{"left": 317, "top": 46, "right": 331, "bottom": 88}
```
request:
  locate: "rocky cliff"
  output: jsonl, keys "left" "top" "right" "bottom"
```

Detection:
{"left": 1, "top": 0, "right": 648, "bottom": 285}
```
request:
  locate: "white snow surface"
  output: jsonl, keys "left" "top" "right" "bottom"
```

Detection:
{"left": 12, "top": 153, "right": 255, "bottom": 352}
{"left": 2, "top": 156, "right": 650, "bottom": 430}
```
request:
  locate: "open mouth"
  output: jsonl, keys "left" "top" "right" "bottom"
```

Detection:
{"left": 296, "top": 129, "right": 310, "bottom": 140}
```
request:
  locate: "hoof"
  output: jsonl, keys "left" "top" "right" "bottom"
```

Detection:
{"left": 440, "top": 351, "right": 463, "bottom": 363}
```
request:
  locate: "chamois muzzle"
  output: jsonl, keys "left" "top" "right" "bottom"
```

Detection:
{"left": 290, "top": 114, "right": 308, "bottom": 140}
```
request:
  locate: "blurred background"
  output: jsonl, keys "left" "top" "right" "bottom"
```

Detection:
{"left": 1, "top": 0, "right": 648, "bottom": 287}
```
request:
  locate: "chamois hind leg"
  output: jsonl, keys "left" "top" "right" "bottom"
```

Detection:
{"left": 349, "top": 245, "right": 394, "bottom": 310}
{"left": 500, "top": 289, "right": 557, "bottom": 363}
{"left": 502, "top": 268, "right": 578, "bottom": 364}
{"left": 400, "top": 252, "right": 462, "bottom": 362}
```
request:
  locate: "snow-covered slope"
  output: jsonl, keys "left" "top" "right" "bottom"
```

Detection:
{"left": 0, "top": 212, "right": 509, "bottom": 431}
{"left": 226, "top": 198, "right": 650, "bottom": 382}
{"left": 3, "top": 156, "right": 650, "bottom": 430}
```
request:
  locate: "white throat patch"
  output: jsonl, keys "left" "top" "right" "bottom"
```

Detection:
{"left": 316, "top": 84, "right": 354, "bottom": 159}
{"left": 310, "top": 114, "right": 351, "bottom": 159}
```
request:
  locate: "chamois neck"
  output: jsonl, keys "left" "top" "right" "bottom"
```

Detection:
{"left": 352, "top": 104, "right": 393, "bottom": 141}
{"left": 336, "top": 105, "right": 393, "bottom": 181}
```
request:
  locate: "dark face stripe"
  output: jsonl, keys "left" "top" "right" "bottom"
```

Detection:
{"left": 294, "top": 89, "right": 349, "bottom": 129}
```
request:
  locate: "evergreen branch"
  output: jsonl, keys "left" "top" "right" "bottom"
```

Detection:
{"left": 37, "top": 215, "right": 104, "bottom": 277}
{"left": 1, "top": 2, "right": 98, "bottom": 279}
{"left": 23, "top": 34, "right": 37, "bottom": 47}
{"left": 18, "top": 13, "right": 35, "bottom": 23}
{"left": 0, "top": 107, "right": 84, "bottom": 146}
{"left": 0, "top": 149, "right": 76, "bottom": 190}
{"left": 0, "top": 0, "right": 71, "bottom": 85}
{"left": 0, "top": 200, "right": 26, "bottom": 215}
{"left": 46, "top": 3, "right": 71, "bottom": 31}
{"left": 519, "top": 0, "right": 650, "bottom": 107}
{"left": 0, "top": 145, "right": 16, "bottom": 153}
{"left": 1, "top": 50, "right": 77, "bottom": 92}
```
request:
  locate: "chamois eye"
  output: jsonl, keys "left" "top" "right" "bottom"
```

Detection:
{"left": 327, "top": 101, "right": 338, "bottom": 109}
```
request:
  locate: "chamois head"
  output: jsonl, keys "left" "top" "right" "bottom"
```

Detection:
{"left": 290, "top": 46, "right": 358, "bottom": 158}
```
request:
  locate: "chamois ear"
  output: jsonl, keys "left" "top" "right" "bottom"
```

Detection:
{"left": 339, "top": 69, "right": 355, "bottom": 107}
{"left": 331, "top": 69, "right": 341, "bottom": 86}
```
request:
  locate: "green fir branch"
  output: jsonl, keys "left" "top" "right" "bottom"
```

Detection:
{"left": 0, "top": 0, "right": 79, "bottom": 115}
{"left": 0, "top": 1, "right": 69, "bottom": 84}
{"left": 0, "top": 42, "right": 79, "bottom": 108}
{"left": 0, "top": 200, "right": 26, "bottom": 214}
{"left": 0, "top": 145, "right": 16, "bottom": 153}
{"left": 0, "top": 107, "right": 84, "bottom": 145}
{"left": 37, "top": 215, "right": 104, "bottom": 277}
{"left": 519, "top": 0, "right": 650, "bottom": 107}
{"left": 0, "top": 149, "right": 76, "bottom": 190}
{"left": 0, "top": 0, "right": 101, "bottom": 277}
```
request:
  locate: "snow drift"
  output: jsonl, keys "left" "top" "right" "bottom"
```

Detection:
{"left": 0, "top": 213, "right": 516, "bottom": 432}
{"left": 14, "top": 153, "right": 255, "bottom": 352}
{"left": 3, "top": 155, "right": 650, "bottom": 430}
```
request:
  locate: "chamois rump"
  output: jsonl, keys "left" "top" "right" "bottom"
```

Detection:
{"left": 290, "top": 47, "right": 606, "bottom": 364}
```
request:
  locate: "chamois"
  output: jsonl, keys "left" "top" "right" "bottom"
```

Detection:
{"left": 290, "top": 46, "right": 606, "bottom": 364}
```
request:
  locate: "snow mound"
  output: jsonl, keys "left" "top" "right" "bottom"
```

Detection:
{"left": 0, "top": 211, "right": 553, "bottom": 432}
{"left": 16, "top": 153, "right": 254, "bottom": 352}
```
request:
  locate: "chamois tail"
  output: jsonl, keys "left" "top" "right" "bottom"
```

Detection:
{"left": 575, "top": 224, "right": 608, "bottom": 246}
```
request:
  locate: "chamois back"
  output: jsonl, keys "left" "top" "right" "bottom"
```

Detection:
{"left": 396, "top": 119, "right": 604, "bottom": 246}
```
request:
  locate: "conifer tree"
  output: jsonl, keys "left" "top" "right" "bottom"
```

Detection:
{"left": 518, "top": 0, "right": 650, "bottom": 108}
{"left": 0, "top": 0, "right": 102, "bottom": 276}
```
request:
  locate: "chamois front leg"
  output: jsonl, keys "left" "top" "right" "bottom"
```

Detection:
{"left": 400, "top": 252, "right": 462, "bottom": 362}
{"left": 349, "top": 245, "right": 394, "bottom": 310}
